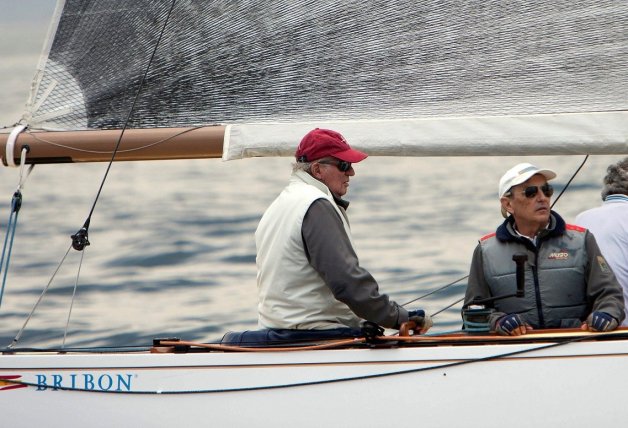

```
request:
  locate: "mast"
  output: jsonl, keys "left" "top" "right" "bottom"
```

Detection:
{"left": 0, "top": 126, "right": 225, "bottom": 166}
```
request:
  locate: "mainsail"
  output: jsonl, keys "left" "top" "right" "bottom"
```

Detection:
{"left": 2, "top": 0, "right": 628, "bottom": 164}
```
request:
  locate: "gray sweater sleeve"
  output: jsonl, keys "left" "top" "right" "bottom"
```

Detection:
{"left": 302, "top": 199, "right": 408, "bottom": 329}
{"left": 584, "top": 231, "right": 626, "bottom": 323}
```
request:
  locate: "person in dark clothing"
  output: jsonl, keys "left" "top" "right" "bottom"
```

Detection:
{"left": 464, "top": 162, "right": 625, "bottom": 336}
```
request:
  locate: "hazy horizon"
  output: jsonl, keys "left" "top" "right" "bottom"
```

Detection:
{"left": 0, "top": 0, "right": 57, "bottom": 128}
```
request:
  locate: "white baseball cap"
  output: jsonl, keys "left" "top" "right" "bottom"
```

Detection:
{"left": 499, "top": 163, "right": 556, "bottom": 217}
{"left": 499, "top": 163, "right": 556, "bottom": 198}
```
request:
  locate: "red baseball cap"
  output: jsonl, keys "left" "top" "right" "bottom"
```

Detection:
{"left": 295, "top": 128, "right": 368, "bottom": 163}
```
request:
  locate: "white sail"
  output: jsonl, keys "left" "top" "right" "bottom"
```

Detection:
{"left": 4, "top": 0, "right": 625, "bottom": 163}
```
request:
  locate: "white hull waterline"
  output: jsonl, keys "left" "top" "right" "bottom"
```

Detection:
{"left": 1, "top": 330, "right": 627, "bottom": 427}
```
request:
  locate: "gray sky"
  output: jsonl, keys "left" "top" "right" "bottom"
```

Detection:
{"left": 0, "top": 0, "right": 57, "bottom": 127}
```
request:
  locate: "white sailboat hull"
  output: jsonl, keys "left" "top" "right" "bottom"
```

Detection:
{"left": 2, "top": 333, "right": 626, "bottom": 427}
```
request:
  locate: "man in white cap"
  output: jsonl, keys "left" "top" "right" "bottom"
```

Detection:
{"left": 463, "top": 162, "right": 624, "bottom": 336}
{"left": 230, "top": 128, "right": 431, "bottom": 344}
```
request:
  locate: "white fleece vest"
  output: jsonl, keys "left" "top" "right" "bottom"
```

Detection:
{"left": 255, "top": 170, "right": 361, "bottom": 329}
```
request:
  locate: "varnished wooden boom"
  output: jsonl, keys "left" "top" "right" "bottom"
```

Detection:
{"left": 0, "top": 126, "right": 225, "bottom": 166}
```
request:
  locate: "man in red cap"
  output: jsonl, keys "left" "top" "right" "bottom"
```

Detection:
{"left": 252, "top": 128, "right": 431, "bottom": 342}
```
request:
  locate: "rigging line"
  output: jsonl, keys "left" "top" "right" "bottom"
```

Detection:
{"left": 27, "top": 126, "right": 205, "bottom": 155}
{"left": 73, "top": 0, "right": 178, "bottom": 240}
{"left": 0, "top": 148, "right": 32, "bottom": 309}
{"left": 0, "top": 195, "right": 20, "bottom": 309}
{"left": 401, "top": 274, "right": 467, "bottom": 306}
{"left": 1, "top": 345, "right": 152, "bottom": 353}
{"left": 159, "top": 338, "right": 367, "bottom": 353}
{"left": 430, "top": 296, "right": 465, "bottom": 317}
{"left": 62, "top": 248, "right": 85, "bottom": 349}
{"left": 8, "top": 244, "right": 73, "bottom": 349}
{"left": 17, "top": 146, "right": 34, "bottom": 190}
{"left": 551, "top": 155, "right": 589, "bottom": 209}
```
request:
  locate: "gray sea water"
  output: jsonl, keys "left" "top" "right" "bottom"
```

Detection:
{"left": 0, "top": 1, "right": 621, "bottom": 348}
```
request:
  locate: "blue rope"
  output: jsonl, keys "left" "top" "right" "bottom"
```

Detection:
{"left": 461, "top": 307, "right": 493, "bottom": 332}
{"left": 461, "top": 321, "right": 491, "bottom": 333}
{"left": 0, "top": 191, "right": 22, "bottom": 309}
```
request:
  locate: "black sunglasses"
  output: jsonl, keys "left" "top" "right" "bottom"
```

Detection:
{"left": 317, "top": 159, "right": 352, "bottom": 172}
{"left": 514, "top": 184, "right": 554, "bottom": 198}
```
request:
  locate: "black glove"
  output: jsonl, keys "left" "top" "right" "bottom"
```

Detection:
{"left": 586, "top": 311, "right": 618, "bottom": 332}
{"left": 407, "top": 309, "right": 433, "bottom": 332}
{"left": 360, "top": 321, "right": 384, "bottom": 339}
{"left": 495, "top": 314, "right": 525, "bottom": 335}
